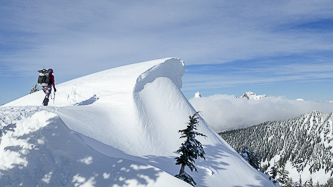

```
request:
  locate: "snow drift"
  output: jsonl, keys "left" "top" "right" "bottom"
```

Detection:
{"left": 1, "top": 58, "right": 274, "bottom": 186}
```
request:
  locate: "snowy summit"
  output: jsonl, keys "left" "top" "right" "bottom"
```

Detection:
{"left": 194, "top": 91, "right": 202, "bottom": 98}
{"left": 1, "top": 58, "right": 274, "bottom": 186}
{"left": 240, "top": 91, "right": 267, "bottom": 100}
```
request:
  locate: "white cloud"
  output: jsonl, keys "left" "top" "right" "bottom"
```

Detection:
{"left": 1, "top": 0, "right": 333, "bottom": 73}
{"left": 190, "top": 94, "right": 333, "bottom": 132}
{"left": 1, "top": 0, "right": 333, "bottom": 104}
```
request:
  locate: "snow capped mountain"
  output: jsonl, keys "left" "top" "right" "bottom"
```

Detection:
{"left": 0, "top": 58, "right": 274, "bottom": 186}
{"left": 194, "top": 91, "right": 202, "bottom": 98}
{"left": 240, "top": 91, "right": 267, "bottom": 100}
{"left": 220, "top": 111, "right": 333, "bottom": 185}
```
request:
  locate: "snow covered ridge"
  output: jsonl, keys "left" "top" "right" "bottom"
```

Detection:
{"left": 1, "top": 58, "right": 275, "bottom": 186}
{"left": 134, "top": 58, "right": 185, "bottom": 92}
{"left": 4, "top": 57, "right": 184, "bottom": 107}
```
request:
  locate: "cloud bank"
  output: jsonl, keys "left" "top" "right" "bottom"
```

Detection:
{"left": 189, "top": 94, "right": 333, "bottom": 132}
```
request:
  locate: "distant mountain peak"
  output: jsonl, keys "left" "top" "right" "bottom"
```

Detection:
{"left": 240, "top": 91, "right": 267, "bottom": 100}
{"left": 194, "top": 91, "right": 202, "bottom": 98}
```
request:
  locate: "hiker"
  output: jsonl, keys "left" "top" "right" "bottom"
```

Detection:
{"left": 41, "top": 68, "right": 57, "bottom": 106}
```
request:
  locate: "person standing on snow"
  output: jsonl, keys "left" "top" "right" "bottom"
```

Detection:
{"left": 42, "top": 68, "right": 57, "bottom": 106}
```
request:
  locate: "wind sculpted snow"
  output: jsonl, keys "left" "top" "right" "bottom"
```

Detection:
{"left": 1, "top": 58, "right": 274, "bottom": 186}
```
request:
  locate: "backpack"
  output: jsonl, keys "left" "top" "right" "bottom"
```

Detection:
{"left": 37, "top": 69, "right": 50, "bottom": 86}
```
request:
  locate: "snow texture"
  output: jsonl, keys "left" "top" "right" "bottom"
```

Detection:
{"left": 1, "top": 58, "right": 274, "bottom": 186}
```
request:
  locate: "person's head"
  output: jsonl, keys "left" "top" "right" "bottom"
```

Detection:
{"left": 48, "top": 68, "right": 53, "bottom": 74}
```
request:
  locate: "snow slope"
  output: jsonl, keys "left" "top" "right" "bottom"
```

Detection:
{"left": 1, "top": 58, "right": 274, "bottom": 186}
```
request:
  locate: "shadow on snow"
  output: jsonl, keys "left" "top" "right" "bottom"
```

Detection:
{"left": 0, "top": 115, "right": 162, "bottom": 186}
{"left": 75, "top": 95, "right": 99, "bottom": 106}
{"left": 0, "top": 107, "right": 272, "bottom": 187}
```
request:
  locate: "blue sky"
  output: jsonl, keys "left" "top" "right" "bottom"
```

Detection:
{"left": 1, "top": 0, "right": 333, "bottom": 105}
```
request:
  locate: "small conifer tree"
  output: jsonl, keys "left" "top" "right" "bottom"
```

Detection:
{"left": 239, "top": 147, "right": 261, "bottom": 170}
{"left": 175, "top": 112, "right": 206, "bottom": 186}
{"left": 269, "top": 162, "right": 278, "bottom": 185}
{"left": 277, "top": 163, "right": 290, "bottom": 186}
{"left": 30, "top": 83, "right": 39, "bottom": 94}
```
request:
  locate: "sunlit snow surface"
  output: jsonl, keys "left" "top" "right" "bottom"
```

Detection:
{"left": 1, "top": 58, "right": 274, "bottom": 186}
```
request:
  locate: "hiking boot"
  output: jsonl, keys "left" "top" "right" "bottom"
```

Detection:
{"left": 43, "top": 98, "right": 49, "bottom": 106}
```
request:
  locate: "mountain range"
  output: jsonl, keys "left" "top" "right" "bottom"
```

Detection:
{"left": 219, "top": 111, "right": 333, "bottom": 185}
{"left": 239, "top": 91, "right": 267, "bottom": 100}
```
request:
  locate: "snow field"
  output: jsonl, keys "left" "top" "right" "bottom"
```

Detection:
{"left": 1, "top": 57, "right": 274, "bottom": 186}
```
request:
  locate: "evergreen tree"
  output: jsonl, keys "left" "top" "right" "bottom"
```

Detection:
{"left": 277, "top": 163, "right": 290, "bottom": 186}
{"left": 324, "top": 178, "right": 333, "bottom": 187}
{"left": 304, "top": 178, "right": 314, "bottom": 187}
{"left": 239, "top": 147, "right": 261, "bottom": 170}
{"left": 284, "top": 177, "right": 293, "bottom": 187}
{"left": 293, "top": 181, "right": 302, "bottom": 187}
{"left": 219, "top": 111, "right": 333, "bottom": 185}
{"left": 175, "top": 112, "right": 206, "bottom": 186}
{"left": 30, "top": 83, "right": 39, "bottom": 94}
{"left": 269, "top": 163, "right": 278, "bottom": 185}
{"left": 298, "top": 176, "right": 303, "bottom": 187}
{"left": 309, "top": 178, "right": 314, "bottom": 187}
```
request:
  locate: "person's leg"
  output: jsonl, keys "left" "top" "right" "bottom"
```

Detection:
{"left": 42, "top": 86, "right": 52, "bottom": 106}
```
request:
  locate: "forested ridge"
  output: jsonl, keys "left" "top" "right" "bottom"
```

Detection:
{"left": 220, "top": 111, "right": 333, "bottom": 184}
